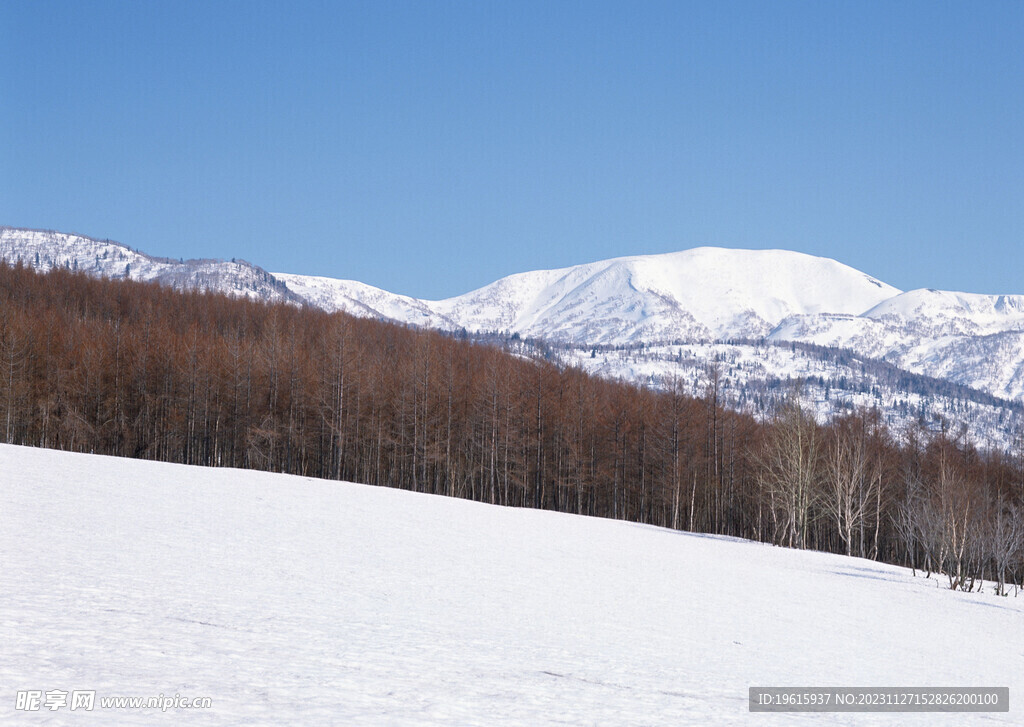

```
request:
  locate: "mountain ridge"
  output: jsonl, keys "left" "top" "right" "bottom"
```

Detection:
{"left": 0, "top": 226, "right": 302, "bottom": 305}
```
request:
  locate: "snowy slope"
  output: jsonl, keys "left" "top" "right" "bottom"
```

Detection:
{"left": 271, "top": 272, "right": 459, "bottom": 329}
{"left": 561, "top": 339, "right": 1023, "bottom": 451}
{"left": 0, "top": 227, "right": 299, "bottom": 304}
{"left": 769, "top": 289, "right": 1024, "bottom": 399}
{"left": 2, "top": 444, "right": 1021, "bottom": 726}
{"left": 865, "top": 288, "right": 1024, "bottom": 337}
{"left": 431, "top": 247, "right": 899, "bottom": 343}
{"left": 279, "top": 247, "right": 899, "bottom": 344}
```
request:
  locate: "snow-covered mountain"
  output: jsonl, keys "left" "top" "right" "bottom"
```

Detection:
{"left": 769, "top": 288, "right": 1024, "bottom": 400}
{"left": 3, "top": 225, "right": 1024, "bottom": 444}
{"left": 272, "top": 272, "right": 458, "bottom": 329}
{"left": 280, "top": 247, "right": 900, "bottom": 344}
{"left": 4, "top": 443, "right": 1022, "bottom": 725}
{"left": 0, "top": 227, "right": 300, "bottom": 304}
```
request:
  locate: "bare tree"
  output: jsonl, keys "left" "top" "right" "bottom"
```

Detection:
{"left": 937, "top": 459, "right": 975, "bottom": 591}
{"left": 823, "top": 415, "right": 883, "bottom": 557}
{"left": 988, "top": 498, "right": 1024, "bottom": 596}
{"left": 757, "top": 398, "right": 822, "bottom": 549}
{"left": 0, "top": 310, "right": 29, "bottom": 443}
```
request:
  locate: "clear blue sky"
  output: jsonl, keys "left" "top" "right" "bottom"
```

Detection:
{"left": 3, "top": 1, "right": 1022, "bottom": 298}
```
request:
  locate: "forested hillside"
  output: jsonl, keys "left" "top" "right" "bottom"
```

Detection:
{"left": 1, "top": 261, "right": 1022, "bottom": 593}
{"left": 6, "top": 227, "right": 1024, "bottom": 450}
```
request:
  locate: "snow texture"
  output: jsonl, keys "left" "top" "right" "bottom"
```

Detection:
{"left": 2, "top": 444, "right": 1022, "bottom": 725}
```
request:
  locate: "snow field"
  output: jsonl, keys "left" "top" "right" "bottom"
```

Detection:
{"left": 1, "top": 443, "right": 1022, "bottom": 725}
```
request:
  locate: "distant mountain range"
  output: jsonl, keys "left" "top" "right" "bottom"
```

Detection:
{"left": 276, "top": 246, "right": 899, "bottom": 343}
{"left": 3, "top": 225, "right": 1022, "bottom": 447}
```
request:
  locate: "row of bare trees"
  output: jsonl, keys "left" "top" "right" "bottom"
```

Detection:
{"left": 896, "top": 454, "right": 1024, "bottom": 595}
{"left": 1, "top": 261, "right": 1022, "bottom": 592}
{"left": 758, "top": 402, "right": 888, "bottom": 556}
{"left": 758, "top": 398, "right": 1024, "bottom": 591}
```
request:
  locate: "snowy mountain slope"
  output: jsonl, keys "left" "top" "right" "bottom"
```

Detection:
{"left": 430, "top": 247, "right": 901, "bottom": 343}
{"left": 913, "top": 330, "right": 1024, "bottom": 400}
{"left": 864, "top": 288, "right": 1024, "bottom": 337}
{"left": 560, "top": 339, "right": 1023, "bottom": 451}
{"left": 0, "top": 227, "right": 300, "bottom": 304}
{"left": 2, "top": 443, "right": 1021, "bottom": 726}
{"left": 769, "top": 290, "right": 1024, "bottom": 400}
{"left": 278, "top": 247, "right": 900, "bottom": 344}
{"left": 271, "top": 272, "right": 459, "bottom": 329}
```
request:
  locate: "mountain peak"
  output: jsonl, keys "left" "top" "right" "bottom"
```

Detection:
{"left": 423, "top": 246, "right": 901, "bottom": 343}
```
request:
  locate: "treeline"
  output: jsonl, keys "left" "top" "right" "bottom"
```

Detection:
{"left": 0, "top": 261, "right": 1022, "bottom": 593}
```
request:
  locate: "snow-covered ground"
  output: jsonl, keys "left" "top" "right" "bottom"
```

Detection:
{"left": 2, "top": 444, "right": 1022, "bottom": 725}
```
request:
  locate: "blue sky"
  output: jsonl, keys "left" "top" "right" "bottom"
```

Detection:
{"left": 3, "top": 1, "right": 1022, "bottom": 298}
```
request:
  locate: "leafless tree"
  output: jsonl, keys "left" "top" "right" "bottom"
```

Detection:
{"left": 757, "top": 398, "right": 822, "bottom": 549}
{"left": 988, "top": 498, "right": 1024, "bottom": 596}
{"left": 823, "top": 414, "right": 883, "bottom": 557}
